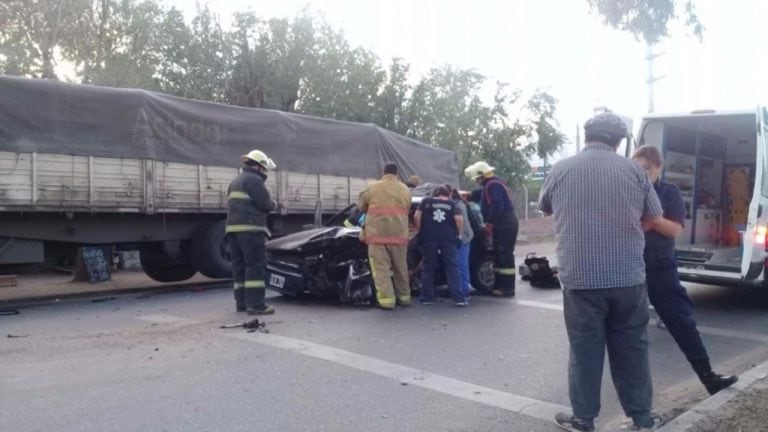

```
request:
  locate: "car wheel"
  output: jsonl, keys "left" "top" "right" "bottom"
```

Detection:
{"left": 470, "top": 255, "right": 495, "bottom": 293}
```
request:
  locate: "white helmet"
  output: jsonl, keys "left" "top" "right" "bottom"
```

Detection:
{"left": 464, "top": 161, "right": 495, "bottom": 179}
{"left": 241, "top": 149, "right": 276, "bottom": 171}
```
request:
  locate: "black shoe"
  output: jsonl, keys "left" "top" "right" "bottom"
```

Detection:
{"left": 554, "top": 413, "right": 595, "bottom": 432}
{"left": 701, "top": 372, "right": 738, "bottom": 395}
{"left": 491, "top": 289, "right": 515, "bottom": 297}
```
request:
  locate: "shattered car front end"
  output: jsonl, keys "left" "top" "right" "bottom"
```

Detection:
{"left": 265, "top": 226, "right": 375, "bottom": 305}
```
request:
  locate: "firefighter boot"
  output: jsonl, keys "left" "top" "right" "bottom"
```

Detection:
{"left": 234, "top": 286, "right": 246, "bottom": 312}
{"left": 245, "top": 287, "right": 275, "bottom": 315}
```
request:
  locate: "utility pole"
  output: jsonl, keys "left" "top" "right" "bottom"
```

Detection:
{"left": 575, "top": 123, "right": 581, "bottom": 153}
{"left": 646, "top": 44, "right": 666, "bottom": 113}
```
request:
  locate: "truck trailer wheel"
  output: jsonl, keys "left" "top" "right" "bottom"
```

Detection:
{"left": 191, "top": 220, "right": 232, "bottom": 279}
{"left": 140, "top": 241, "right": 198, "bottom": 283}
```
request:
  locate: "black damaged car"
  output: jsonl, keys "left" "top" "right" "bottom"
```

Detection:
{"left": 265, "top": 191, "right": 496, "bottom": 305}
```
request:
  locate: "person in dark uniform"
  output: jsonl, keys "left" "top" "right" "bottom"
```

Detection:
{"left": 633, "top": 145, "right": 738, "bottom": 395}
{"left": 226, "top": 149, "right": 277, "bottom": 315}
{"left": 465, "top": 161, "right": 519, "bottom": 296}
{"left": 414, "top": 185, "right": 467, "bottom": 306}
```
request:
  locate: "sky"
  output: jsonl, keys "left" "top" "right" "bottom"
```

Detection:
{"left": 168, "top": 0, "right": 768, "bottom": 161}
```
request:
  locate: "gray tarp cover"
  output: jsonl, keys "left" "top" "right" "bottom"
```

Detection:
{"left": 0, "top": 76, "right": 459, "bottom": 185}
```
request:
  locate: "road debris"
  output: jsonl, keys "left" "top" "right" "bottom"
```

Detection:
{"left": 7, "top": 334, "right": 29, "bottom": 338}
{"left": 220, "top": 318, "right": 269, "bottom": 333}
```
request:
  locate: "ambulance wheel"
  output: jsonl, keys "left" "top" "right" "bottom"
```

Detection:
{"left": 470, "top": 255, "right": 495, "bottom": 293}
{"left": 140, "top": 241, "right": 197, "bottom": 283}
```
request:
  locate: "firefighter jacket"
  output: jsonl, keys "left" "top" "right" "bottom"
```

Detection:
{"left": 225, "top": 168, "right": 276, "bottom": 236}
{"left": 358, "top": 174, "right": 411, "bottom": 245}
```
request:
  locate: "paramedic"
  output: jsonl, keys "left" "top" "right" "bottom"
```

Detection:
{"left": 226, "top": 150, "right": 277, "bottom": 315}
{"left": 632, "top": 145, "right": 738, "bottom": 395}
{"left": 414, "top": 185, "right": 467, "bottom": 306}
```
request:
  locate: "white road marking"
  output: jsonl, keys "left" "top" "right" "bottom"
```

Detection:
{"left": 513, "top": 299, "right": 564, "bottom": 312}
{"left": 134, "top": 314, "right": 197, "bottom": 325}
{"left": 229, "top": 332, "right": 569, "bottom": 422}
{"left": 512, "top": 299, "right": 768, "bottom": 345}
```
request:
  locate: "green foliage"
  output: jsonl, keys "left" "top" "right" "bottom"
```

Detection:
{"left": 586, "top": 0, "right": 703, "bottom": 44}
{"left": 0, "top": 1, "right": 566, "bottom": 186}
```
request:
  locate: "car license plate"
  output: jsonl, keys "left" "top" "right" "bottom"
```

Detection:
{"left": 269, "top": 274, "right": 285, "bottom": 288}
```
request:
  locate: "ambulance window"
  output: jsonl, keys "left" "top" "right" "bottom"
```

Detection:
{"left": 640, "top": 122, "right": 664, "bottom": 149}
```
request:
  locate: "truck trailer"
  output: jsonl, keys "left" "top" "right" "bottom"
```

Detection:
{"left": 0, "top": 76, "right": 459, "bottom": 283}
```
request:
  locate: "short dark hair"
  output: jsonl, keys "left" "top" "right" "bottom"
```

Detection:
{"left": 383, "top": 163, "right": 398, "bottom": 175}
{"left": 432, "top": 185, "right": 450, "bottom": 197}
{"left": 585, "top": 131, "right": 622, "bottom": 147}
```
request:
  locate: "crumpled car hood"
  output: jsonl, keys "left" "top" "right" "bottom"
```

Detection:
{"left": 266, "top": 226, "right": 360, "bottom": 254}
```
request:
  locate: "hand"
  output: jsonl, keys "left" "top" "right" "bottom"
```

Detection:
{"left": 454, "top": 237, "right": 463, "bottom": 248}
{"left": 484, "top": 224, "right": 493, "bottom": 245}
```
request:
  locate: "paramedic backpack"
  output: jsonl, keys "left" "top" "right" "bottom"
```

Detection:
{"left": 522, "top": 253, "right": 561, "bottom": 289}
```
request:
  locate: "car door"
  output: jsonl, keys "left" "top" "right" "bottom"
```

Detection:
{"left": 740, "top": 107, "right": 768, "bottom": 281}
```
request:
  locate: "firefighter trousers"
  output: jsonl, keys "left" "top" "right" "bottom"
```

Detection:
{"left": 493, "top": 212, "right": 519, "bottom": 295}
{"left": 229, "top": 232, "right": 267, "bottom": 310}
{"left": 368, "top": 244, "right": 410, "bottom": 309}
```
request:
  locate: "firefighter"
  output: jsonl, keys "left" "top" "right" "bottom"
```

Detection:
{"left": 226, "top": 149, "right": 277, "bottom": 315}
{"left": 464, "top": 161, "right": 519, "bottom": 296}
{"left": 358, "top": 162, "right": 412, "bottom": 310}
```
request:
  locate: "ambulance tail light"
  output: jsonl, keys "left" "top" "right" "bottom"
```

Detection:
{"left": 755, "top": 226, "right": 767, "bottom": 248}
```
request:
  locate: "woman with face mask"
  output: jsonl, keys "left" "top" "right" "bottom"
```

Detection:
{"left": 632, "top": 145, "right": 737, "bottom": 395}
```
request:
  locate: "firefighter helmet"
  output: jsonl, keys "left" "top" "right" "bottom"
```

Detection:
{"left": 241, "top": 149, "right": 276, "bottom": 171}
{"left": 464, "top": 161, "right": 495, "bottom": 179}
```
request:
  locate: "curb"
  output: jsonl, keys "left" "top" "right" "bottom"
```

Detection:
{"left": 656, "top": 358, "right": 768, "bottom": 431}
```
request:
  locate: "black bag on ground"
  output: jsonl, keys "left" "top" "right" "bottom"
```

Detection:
{"left": 523, "top": 253, "right": 561, "bottom": 289}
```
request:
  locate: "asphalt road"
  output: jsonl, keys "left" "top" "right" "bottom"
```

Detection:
{"left": 2, "top": 266, "right": 768, "bottom": 432}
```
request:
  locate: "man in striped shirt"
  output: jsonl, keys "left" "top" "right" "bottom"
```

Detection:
{"left": 539, "top": 113, "right": 665, "bottom": 431}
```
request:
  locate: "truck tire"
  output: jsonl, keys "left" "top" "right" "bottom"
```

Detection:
{"left": 470, "top": 255, "right": 495, "bottom": 293}
{"left": 140, "top": 241, "right": 197, "bottom": 283}
{"left": 191, "top": 220, "right": 231, "bottom": 279}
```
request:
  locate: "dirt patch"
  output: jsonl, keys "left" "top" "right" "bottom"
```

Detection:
{"left": 518, "top": 217, "right": 555, "bottom": 244}
{"left": 688, "top": 377, "right": 768, "bottom": 432}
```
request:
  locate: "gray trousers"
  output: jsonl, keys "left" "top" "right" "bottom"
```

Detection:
{"left": 563, "top": 283, "right": 653, "bottom": 423}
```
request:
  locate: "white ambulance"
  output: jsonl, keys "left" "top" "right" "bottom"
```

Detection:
{"left": 637, "top": 108, "right": 768, "bottom": 287}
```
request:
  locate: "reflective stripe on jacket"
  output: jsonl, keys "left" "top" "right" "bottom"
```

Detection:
{"left": 225, "top": 168, "right": 276, "bottom": 235}
{"left": 358, "top": 174, "right": 411, "bottom": 245}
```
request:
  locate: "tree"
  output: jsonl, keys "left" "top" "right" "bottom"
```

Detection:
{"left": 298, "top": 23, "right": 385, "bottom": 122}
{"left": 586, "top": 0, "right": 703, "bottom": 45}
{"left": 0, "top": 0, "right": 89, "bottom": 78}
{"left": 372, "top": 58, "right": 411, "bottom": 134}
